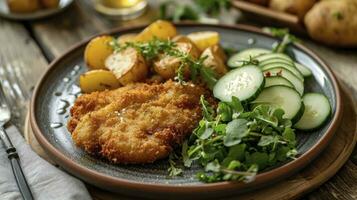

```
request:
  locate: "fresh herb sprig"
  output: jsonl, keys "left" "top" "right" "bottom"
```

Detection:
{"left": 109, "top": 38, "right": 218, "bottom": 88}
{"left": 182, "top": 96, "right": 298, "bottom": 183}
{"left": 263, "top": 27, "right": 300, "bottom": 53}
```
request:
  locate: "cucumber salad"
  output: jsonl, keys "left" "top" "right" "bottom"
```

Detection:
{"left": 180, "top": 48, "right": 331, "bottom": 183}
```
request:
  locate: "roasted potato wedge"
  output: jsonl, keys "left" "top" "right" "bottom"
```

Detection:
{"left": 153, "top": 42, "right": 200, "bottom": 79}
{"left": 117, "top": 33, "right": 137, "bottom": 44}
{"left": 7, "top": 0, "right": 40, "bottom": 13}
{"left": 211, "top": 44, "right": 227, "bottom": 62}
{"left": 269, "top": 0, "right": 316, "bottom": 19}
{"left": 201, "top": 45, "right": 228, "bottom": 76}
{"left": 84, "top": 35, "right": 114, "bottom": 70}
{"left": 105, "top": 47, "right": 148, "bottom": 85}
{"left": 304, "top": 0, "right": 357, "bottom": 47}
{"left": 172, "top": 35, "right": 201, "bottom": 54}
{"left": 40, "top": 0, "right": 59, "bottom": 8}
{"left": 187, "top": 31, "right": 220, "bottom": 51}
{"left": 79, "top": 70, "right": 120, "bottom": 93}
{"left": 135, "top": 20, "right": 177, "bottom": 42}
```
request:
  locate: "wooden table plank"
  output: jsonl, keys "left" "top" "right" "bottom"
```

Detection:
{"left": 0, "top": 18, "right": 48, "bottom": 131}
{"left": 30, "top": 0, "right": 160, "bottom": 60}
{"left": 30, "top": 1, "right": 107, "bottom": 60}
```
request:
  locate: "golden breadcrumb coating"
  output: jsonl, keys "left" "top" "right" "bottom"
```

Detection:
{"left": 68, "top": 80, "right": 210, "bottom": 164}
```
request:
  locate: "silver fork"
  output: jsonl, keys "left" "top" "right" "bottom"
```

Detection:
{"left": 0, "top": 83, "right": 34, "bottom": 200}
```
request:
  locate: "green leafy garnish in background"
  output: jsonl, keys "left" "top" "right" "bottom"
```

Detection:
{"left": 159, "top": 0, "right": 231, "bottom": 22}
{"left": 159, "top": 1, "right": 199, "bottom": 22}
{"left": 182, "top": 96, "right": 298, "bottom": 183}
{"left": 194, "top": 0, "right": 231, "bottom": 16}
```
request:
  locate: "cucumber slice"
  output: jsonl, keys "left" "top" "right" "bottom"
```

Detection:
{"left": 265, "top": 77, "right": 294, "bottom": 88}
{"left": 294, "top": 93, "right": 331, "bottom": 130}
{"left": 261, "top": 62, "right": 304, "bottom": 81}
{"left": 213, "top": 65, "right": 264, "bottom": 102}
{"left": 255, "top": 53, "right": 292, "bottom": 63}
{"left": 263, "top": 67, "right": 304, "bottom": 96}
{"left": 295, "top": 62, "right": 312, "bottom": 77}
{"left": 228, "top": 48, "right": 271, "bottom": 68}
{"left": 252, "top": 86, "right": 304, "bottom": 121}
{"left": 260, "top": 58, "right": 293, "bottom": 67}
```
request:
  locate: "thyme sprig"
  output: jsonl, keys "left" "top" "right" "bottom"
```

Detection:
{"left": 109, "top": 38, "right": 218, "bottom": 88}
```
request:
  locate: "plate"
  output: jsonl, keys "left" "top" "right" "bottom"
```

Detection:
{"left": 0, "top": 0, "right": 73, "bottom": 21}
{"left": 30, "top": 23, "right": 342, "bottom": 199}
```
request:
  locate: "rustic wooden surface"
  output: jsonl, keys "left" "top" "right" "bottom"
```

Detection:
{"left": 1, "top": 0, "right": 357, "bottom": 199}
{"left": 24, "top": 86, "right": 357, "bottom": 200}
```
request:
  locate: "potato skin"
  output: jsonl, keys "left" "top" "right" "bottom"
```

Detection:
{"left": 84, "top": 35, "right": 114, "bottom": 70}
{"left": 105, "top": 47, "right": 148, "bottom": 85}
{"left": 304, "top": 0, "right": 357, "bottom": 47}
{"left": 135, "top": 20, "right": 177, "bottom": 42}
{"left": 153, "top": 42, "right": 200, "bottom": 80}
{"left": 172, "top": 35, "right": 201, "bottom": 54}
{"left": 40, "top": 0, "right": 59, "bottom": 8}
{"left": 7, "top": 0, "right": 40, "bottom": 13}
{"left": 201, "top": 45, "right": 228, "bottom": 76}
{"left": 269, "top": 0, "right": 316, "bottom": 19}
{"left": 79, "top": 70, "right": 120, "bottom": 93}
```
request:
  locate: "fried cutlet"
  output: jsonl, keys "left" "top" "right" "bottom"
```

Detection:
{"left": 68, "top": 80, "right": 210, "bottom": 164}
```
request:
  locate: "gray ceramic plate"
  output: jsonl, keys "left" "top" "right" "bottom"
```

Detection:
{"left": 0, "top": 0, "right": 73, "bottom": 20}
{"left": 30, "top": 24, "right": 342, "bottom": 199}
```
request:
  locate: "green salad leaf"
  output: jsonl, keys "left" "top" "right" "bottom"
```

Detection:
{"left": 181, "top": 96, "right": 298, "bottom": 183}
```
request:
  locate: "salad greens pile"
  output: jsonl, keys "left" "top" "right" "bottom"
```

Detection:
{"left": 179, "top": 96, "right": 297, "bottom": 183}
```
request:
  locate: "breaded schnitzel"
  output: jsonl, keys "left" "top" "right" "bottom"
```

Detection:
{"left": 68, "top": 80, "right": 210, "bottom": 164}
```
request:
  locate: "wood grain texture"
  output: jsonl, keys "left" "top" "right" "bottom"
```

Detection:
{"left": 24, "top": 87, "right": 357, "bottom": 200}
{"left": 0, "top": 18, "right": 47, "bottom": 131}
{"left": 30, "top": 1, "right": 107, "bottom": 60}
{"left": 231, "top": 0, "right": 306, "bottom": 34}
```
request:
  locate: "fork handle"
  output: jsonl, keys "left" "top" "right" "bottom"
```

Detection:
{"left": 0, "top": 128, "right": 34, "bottom": 200}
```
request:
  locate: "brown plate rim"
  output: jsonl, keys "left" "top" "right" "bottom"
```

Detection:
{"left": 30, "top": 23, "right": 343, "bottom": 194}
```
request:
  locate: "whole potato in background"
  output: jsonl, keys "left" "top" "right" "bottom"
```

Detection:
{"left": 40, "top": 0, "right": 59, "bottom": 9}
{"left": 305, "top": 0, "right": 357, "bottom": 47}
{"left": 269, "top": 0, "right": 316, "bottom": 19}
{"left": 7, "top": 0, "right": 40, "bottom": 13}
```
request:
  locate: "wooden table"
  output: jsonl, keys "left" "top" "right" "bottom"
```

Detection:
{"left": 0, "top": 1, "right": 356, "bottom": 199}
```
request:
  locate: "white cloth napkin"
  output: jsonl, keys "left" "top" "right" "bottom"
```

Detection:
{"left": 0, "top": 125, "right": 92, "bottom": 200}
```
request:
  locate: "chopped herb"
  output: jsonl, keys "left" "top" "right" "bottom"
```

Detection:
{"left": 181, "top": 96, "right": 298, "bottom": 182}
{"left": 332, "top": 11, "right": 343, "bottom": 20}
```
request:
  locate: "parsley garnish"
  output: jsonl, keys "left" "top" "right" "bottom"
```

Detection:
{"left": 109, "top": 38, "right": 218, "bottom": 88}
{"left": 168, "top": 153, "right": 183, "bottom": 177}
{"left": 182, "top": 96, "right": 298, "bottom": 182}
